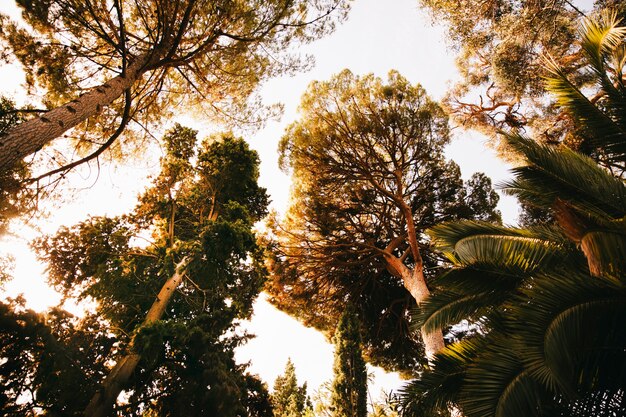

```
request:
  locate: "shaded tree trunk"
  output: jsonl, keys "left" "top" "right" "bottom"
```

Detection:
{"left": 0, "top": 52, "right": 153, "bottom": 174}
{"left": 84, "top": 257, "right": 188, "bottom": 417}
{"left": 382, "top": 252, "right": 445, "bottom": 359}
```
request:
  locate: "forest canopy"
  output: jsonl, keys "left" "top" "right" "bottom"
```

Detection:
{"left": 1, "top": 1, "right": 624, "bottom": 416}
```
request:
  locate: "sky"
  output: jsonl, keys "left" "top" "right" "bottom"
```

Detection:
{"left": 0, "top": 0, "right": 526, "bottom": 405}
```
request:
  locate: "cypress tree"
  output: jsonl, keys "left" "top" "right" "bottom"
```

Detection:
{"left": 272, "top": 359, "right": 311, "bottom": 417}
{"left": 330, "top": 305, "right": 368, "bottom": 417}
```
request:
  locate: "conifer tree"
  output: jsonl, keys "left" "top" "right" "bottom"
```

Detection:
{"left": 330, "top": 306, "right": 367, "bottom": 417}
{"left": 268, "top": 70, "right": 501, "bottom": 371}
{"left": 20, "top": 125, "right": 271, "bottom": 416}
{"left": 0, "top": 0, "right": 350, "bottom": 176}
{"left": 272, "top": 359, "right": 311, "bottom": 417}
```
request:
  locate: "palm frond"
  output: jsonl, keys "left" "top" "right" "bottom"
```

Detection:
{"left": 502, "top": 133, "right": 626, "bottom": 220}
{"left": 579, "top": 10, "right": 626, "bottom": 77}
{"left": 507, "top": 270, "right": 626, "bottom": 397}
{"left": 399, "top": 338, "right": 484, "bottom": 416}
{"left": 418, "top": 264, "right": 539, "bottom": 333}
{"left": 544, "top": 11, "right": 626, "bottom": 164}
{"left": 461, "top": 336, "right": 552, "bottom": 417}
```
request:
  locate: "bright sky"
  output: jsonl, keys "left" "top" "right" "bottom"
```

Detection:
{"left": 0, "top": 0, "right": 527, "bottom": 405}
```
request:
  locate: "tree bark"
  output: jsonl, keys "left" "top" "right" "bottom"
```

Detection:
{"left": 84, "top": 257, "right": 188, "bottom": 417}
{"left": 383, "top": 249, "right": 445, "bottom": 360}
{"left": 0, "top": 52, "right": 152, "bottom": 174}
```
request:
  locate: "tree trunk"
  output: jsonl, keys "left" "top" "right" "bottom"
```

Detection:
{"left": 383, "top": 252, "right": 445, "bottom": 360}
{"left": 0, "top": 52, "right": 152, "bottom": 174}
{"left": 395, "top": 201, "right": 446, "bottom": 358}
{"left": 84, "top": 257, "right": 188, "bottom": 417}
{"left": 403, "top": 267, "right": 446, "bottom": 359}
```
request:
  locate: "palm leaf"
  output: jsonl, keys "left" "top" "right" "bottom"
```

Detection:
{"left": 544, "top": 11, "right": 626, "bottom": 163}
{"left": 579, "top": 10, "right": 626, "bottom": 80}
{"left": 508, "top": 270, "right": 626, "bottom": 397}
{"left": 544, "top": 56, "right": 626, "bottom": 157}
{"left": 461, "top": 335, "right": 553, "bottom": 417}
{"left": 502, "top": 133, "right": 626, "bottom": 220}
{"left": 399, "top": 337, "right": 484, "bottom": 415}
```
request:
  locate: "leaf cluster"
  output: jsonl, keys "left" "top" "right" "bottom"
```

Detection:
{"left": 400, "top": 14, "right": 626, "bottom": 417}
{"left": 19, "top": 125, "right": 271, "bottom": 415}
{"left": 267, "top": 70, "right": 500, "bottom": 373}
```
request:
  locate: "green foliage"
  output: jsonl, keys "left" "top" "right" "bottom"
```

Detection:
{"left": 542, "top": 8, "right": 626, "bottom": 173}
{"left": 267, "top": 70, "right": 500, "bottom": 373}
{"left": 272, "top": 359, "right": 311, "bottom": 417}
{"left": 400, "top": 14, "right": 626, "bottom": 417}
{"left": 417, "top": 0, "right": 626, "bottom": 150}
{"left": 0, "top": 297, "right": 113, "bottom": 415}
{"left": 17, "top": 125, "right": 271, "bottom": 415}
{"left": 330, "top": 306, "right": 367, "bottom": 417}
{"left": 0, "top": 0, "right": 351, "bottom": 181}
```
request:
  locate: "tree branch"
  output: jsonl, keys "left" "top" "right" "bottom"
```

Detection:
{"left": 27, "top": 89, "right": 132, "bottom": 183}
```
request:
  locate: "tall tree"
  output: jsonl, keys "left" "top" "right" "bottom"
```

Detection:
{"left": 0, "top": 0, "right": 350, "bottom": 177}
{"left": 267, "top": 70, "right": 500, "bottom": 371}
{"left": 400, "top": 12, "right": 626, "bottom": 417}
{"left": 31, "top": 125, "right": 271, "bottom": 416}
{"left": 417, "top": 0, "right": 626, "bottom": 150}
{"left": 271, "top": 359, "right": 311, "bottom": 417}
{"left": 330, "top": 306, "right": 367, "bottom": 417}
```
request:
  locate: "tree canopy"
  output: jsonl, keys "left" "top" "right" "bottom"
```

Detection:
{"left": 0, "top": 125, "right": 273, "bottom": 416}
{"left": 417, "top": 0, "right": 626, "bottom": 151}
{"left": 266, "top": 69, "right": 500, "bottom": 373}
{"left": 0, "top": 0, "right": 350, "bottom": 178}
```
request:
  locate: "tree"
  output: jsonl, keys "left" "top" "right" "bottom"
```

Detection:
{"left": 271, "top": 359, "right": 311, "bottom": 417}
{"left": 0, "top": 297, "right": 113, "bottom": 416}
{"left": 28, "top": 125, "right": 271, "bottom": 416}
{"left": 330, "top": 305, "right": 367, "bottom": 417}
{"left": 417, "top": 0, "right": 626, "bottom": 150}
{"left": 399, "top": 12, "right": 626, "bottom": 417}
{"left": 267, "top": 70, "right": 500, "bottom": 372}
{"left": 0, "top": 0, "right": 350, "bottom": 177}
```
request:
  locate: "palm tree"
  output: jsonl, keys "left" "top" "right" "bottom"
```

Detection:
{"left": 400, "top": 10, "right": 626, "bottom": 417}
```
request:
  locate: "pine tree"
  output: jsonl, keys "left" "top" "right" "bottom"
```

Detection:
{"left": 19, "top": 125, "right": 271, "bottom": 416}
{"left": 267, "top": 70, "right": 501, "bottom": 372}
{"left": 0, "top": 0, "right": 350, "bottom": 176}
{"left": 272, "top": 359, "right": 311, "bottom": 417}
{"left": 330, "top": 306, "right": 367, "bottom": 417}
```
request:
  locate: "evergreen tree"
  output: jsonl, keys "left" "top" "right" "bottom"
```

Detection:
{"left": 3, "top": 125, "right": 272, "bottom": 416}
{"left": 330, "top": 306, "right": 367, "bottom": 417}
{"left": 0, "top": 0, "right": 350, "bottom": 177}
{"left": 267, "top": 70, "right": 501, "bottom": 372}
{"left": 272, "top": 359, "right": 311, "bottom": 417}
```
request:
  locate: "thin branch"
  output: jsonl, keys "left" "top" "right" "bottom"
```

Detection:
{"left": 27, "top": 89, "right": 132, "bottom": 183}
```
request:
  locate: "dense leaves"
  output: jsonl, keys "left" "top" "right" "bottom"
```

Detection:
{"left": 330, "top": 306, "right": 367, "bottom": 417}
{"left": 400, "top": 14, "right": 626, "bottom": 417}
{"left": 271, "top": 359, "right": 311, "bottom": 417}
{"left": 267, "top": 70, "right": 500, "bottom": 373}
{"left": 0, "top": 297, "right": 112, "bottom": 416}
{"left": 7, "top": 125, "right": 272, "bottom": 416}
